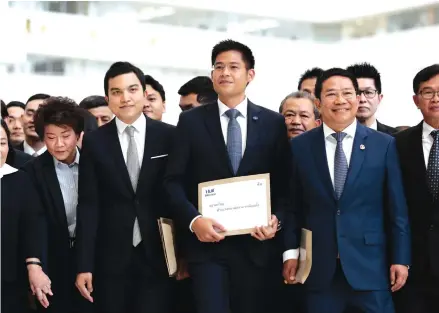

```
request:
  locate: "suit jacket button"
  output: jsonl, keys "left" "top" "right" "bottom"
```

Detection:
{"left": 336, "top": 210, "right": 341, "bottom": 215}
{"left": 430, "top": 224, "right": 434, "bottom": 231}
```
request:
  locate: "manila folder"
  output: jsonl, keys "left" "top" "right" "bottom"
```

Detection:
{"left": 157, "top": 218, "right": 177, "bottom": 277}
{"left": 295, "top": 228, "right": 312, "bottom": 284}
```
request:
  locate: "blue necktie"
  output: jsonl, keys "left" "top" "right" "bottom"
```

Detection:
{"left": 332, "top": 132, "right": 348, "bottom": 199}
{"left": 427, "top": 130, "right": 439, "bottom": 202}
{"left": 225, "top": 109, "right": 242, "bottom": 174}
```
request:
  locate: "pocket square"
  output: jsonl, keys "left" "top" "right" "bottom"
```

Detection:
{"left": 151, "top": 154, "right": 168, "bottom": 159}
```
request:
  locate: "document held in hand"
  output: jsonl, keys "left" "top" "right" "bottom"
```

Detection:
{"left": 157, "top": 218, "right": 177, "bottom": 277}
{"left": 198, "top": 173, "right": 271, "bottom": 236}
{"left": 295, "top": 228, "right": 312, "bottom": 284}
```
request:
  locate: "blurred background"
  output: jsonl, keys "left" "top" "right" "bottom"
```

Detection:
{"left": 1, "top": 0, "right": 438, "bottom": 125}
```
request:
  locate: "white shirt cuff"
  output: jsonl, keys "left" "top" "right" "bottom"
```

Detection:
{"left": 189, "top": 215, "right": 202, "bottom": 232}
{"left": 283, "top": 249, "right": 299, "bottom": 262}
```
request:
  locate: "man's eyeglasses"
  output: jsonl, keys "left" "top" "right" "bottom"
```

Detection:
{"left": 359, "top": 89, "right": 378, "bottom": 99}
{"left": 419, "top": 89, "right": 439, "bottom": 100}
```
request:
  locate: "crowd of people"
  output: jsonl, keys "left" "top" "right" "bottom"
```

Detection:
{"left": 1, "top": 38, "right": 438, "bottom": 313}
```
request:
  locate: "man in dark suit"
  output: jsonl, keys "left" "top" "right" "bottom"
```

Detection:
{"left": 74, "top": 62, "right": 175, "bottom": 313}
{"left": 283, "top": 68, "right": 411, "bottom": 313}
{"left": 347, "top": 63, "right": 397, "bottom": 135}
{"left": 394, "top": 64, "right": 439, "bottom": 313}
{"left": 164, "top": 39, "right": 291, "bottom": 313}
{"left": 23, "top": 97, "right": 95, "bottom": 313}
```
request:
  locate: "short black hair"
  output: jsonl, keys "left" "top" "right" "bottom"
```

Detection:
{"left": 7, "top": 101, "right": 26, "bottom": 110}
{"left": 79, "top": 95, "right": 107, "bottom": 110}
{"left": 104, "top": 61, "right": 145, "bottom": 96}
{"left": 346, "top": 62, "right": 382, "bottom": 94}
{"left": 26, "top": 93, "right": 51, "bottom": 105}
{"left": 178, "top": 76, "right": 214, "bottom": 97}
{"left": 197, "top": 90, "right": 218, "bottom": 106}
{"left": 34, "top": 96, "right": 85, "bottom": 140}
{"left": 211, "top": 39, "right": 255, "bottom": 70}
{"left": 1, "top": 100, "right": 8, "bottom": 119}
{"left": 1, "top": 119, "right": 10, "bottom": 139}
{"left": 298, "top": 67, "right": 324, "bottom": 90}
{"left": 315, "top": 68, "right": 359, "bottom": 100}
{"left": 144, "top": 75, "right": 166, "bottom": 102}
{"left": 413, "top": 64, "right": 439, "bottom": 94}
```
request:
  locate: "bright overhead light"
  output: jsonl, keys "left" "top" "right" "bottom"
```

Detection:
{"left": 226, "top": 18, "right": 280, "bottom": 33}
{"left": 138, "top": 6, "right": 176, "bottom": 20}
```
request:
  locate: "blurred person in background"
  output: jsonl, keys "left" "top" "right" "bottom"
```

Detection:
{"left": 2, "top": 101, "right": 32, "bottom": 168}
{"left": 1, "top": 119, "right": 53, "bottom": 313}
{"left": 178, "top": 76, "right": 214, "bottom": 111}
{"left": 143, "top": 74, "right": 166, "bottom": 121}
{"left": 297, "top": 67, "right": 324, "bottom": 96}
{"left": 79, "top": 96, "right": 113, "bottom": 127}
{"left": 18, "top": 93, "right": 51, "bottom": 156}
{"left": 6, "top": 101, "right": 26, "bottom": 146}
{"left": 23, "top": 97, "right": 94, "bottom": 313}
{"left": 347, "top": 63, "right": 397, "bottom": 135}
{"left": 279, "top": 91, "right": 321, "bottom": 139}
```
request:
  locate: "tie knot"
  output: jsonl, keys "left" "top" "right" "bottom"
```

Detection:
{"left": 332, "top": 132, "right": 347, "bottom": 143}
{"left": 431, "top": 130, "right": 439, "bottom": 140}
{"left": 125, "top": 126, "right": 135, "bottom": 137}
{"left": 225, "top": 109, "right": 240, "bottom": 120}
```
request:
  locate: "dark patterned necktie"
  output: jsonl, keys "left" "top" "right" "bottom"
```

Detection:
{"left": 332, "top": 132, "right": 348, "bottom": 200}
{"left": 225, "top": 109, "right": 242, "bottom": 174}
{"left": 427, "top": 130, "right": 439, "bottom": 202}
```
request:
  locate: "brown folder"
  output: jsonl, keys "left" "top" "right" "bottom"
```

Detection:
{"left": 295, "top": 228, "right": 312, "bottom": 284}
{"left": 157, "top": 218, "right": 177, "bottom": 277}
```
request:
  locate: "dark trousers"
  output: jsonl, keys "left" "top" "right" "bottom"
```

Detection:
{"left": 306, "top": 262, "right": 394, "bottom": 313}
{"left": 94, "top": 245, "right": 175, "bottom": 313}
{"left": 393, "top": 274, "right": 439, "bottom": 313}
{"left": 188, "top": 243, "right": 269, "bottom": 313}
{"left": 2, "top": 280, "right": 28, "bottom": 313}
{"left": 38, "top": 245, "right": 94, "bottom": 313}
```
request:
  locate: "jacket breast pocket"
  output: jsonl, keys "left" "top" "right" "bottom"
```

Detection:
{"left": 364, "top": 232, "right": 386, "bottom": 245}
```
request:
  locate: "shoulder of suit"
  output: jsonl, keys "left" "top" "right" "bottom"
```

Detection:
{"left": 394, "top": 124, "right": 418, "bottom": 140}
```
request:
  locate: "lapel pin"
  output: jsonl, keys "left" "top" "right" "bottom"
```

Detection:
{"left": 252, "top": 116, "right": 258, "bottom": 121}
{"left": 360, "top": 144, "right": 365, "bottom": 150}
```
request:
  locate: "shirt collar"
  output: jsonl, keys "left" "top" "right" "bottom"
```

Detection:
{"left": 369, "top": 119, "right": 378, "bottom": 130}
{"left": 323, "top": 119, "right": 357, "bottom": 140}
{"left": 218, "top": 97, "right": 248, "bottom": 118}
{"left": 0, "top": 163, "right": 18, "bottom": 178}
{"left": 422, "top": 121, "right": 438, "bottom": 139}
{"left": 53, "top": 148, "right": 80, "bottom": 168}
{"left": 115, "top": 114, "right": 146, "bottom": 135}
{"left": 23, "top": 141, "right": 47, "bottom": 156}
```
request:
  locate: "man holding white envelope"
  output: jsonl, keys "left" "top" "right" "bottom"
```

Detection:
{"left": 164, "top": 39, "right": 292, "bottom": 313}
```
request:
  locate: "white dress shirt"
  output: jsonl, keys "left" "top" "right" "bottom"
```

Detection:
{"left": 0, "top": 163, "right": 18, "bottom": 178}
{"left": 369, "top": 119, "right": 378, "bottom": 131}
{"left": 53, "top": 149, "right": 80, "bottom": 238}
{"left": 23, "top": 140, "right": 47, "bottom": 156}
{"left": 115, "top": 114, "right": 146, "bottom": 166}
{"left": 422, "top": 121, "right": 438, "bottom": 168}
{"left": 283, "top": 119, "right": 358, "bottom": 262}
{"left": 189, "top": 97, "right": 249, "bottom": 231}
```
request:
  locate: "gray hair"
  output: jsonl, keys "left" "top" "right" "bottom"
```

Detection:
{"left": 279, "top": 91, "right": 320, "bottom": 119}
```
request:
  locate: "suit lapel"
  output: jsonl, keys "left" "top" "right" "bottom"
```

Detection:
{"left": 137, "top": 116, "right": 161, "bottom": 191}
{"left": 311, "top": 126, "right": 337, "bottom": 201}
{"left": 341, "top": 123, "right": 368, "bottom": 200}
{"left": 237, "top": 101, "right": 261, "bottom": 175}
{"left": 203, "top": 103, "right": 234, "bottom": 175}
{"left": 409, "top": 122, "right": 430, "bottom": 197}
{"left": 40, "top": 151, "right": 69, "bottom": 233}
{"left": 105, "top": 120, "right": 134, "bottom": 195}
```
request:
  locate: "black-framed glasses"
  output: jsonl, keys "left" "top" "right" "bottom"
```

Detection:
{"left": 419, "top": 89, "right": 439, "bottom": 100}
{"left": 359, "top": 89, "right": 378, "bottom": 99}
